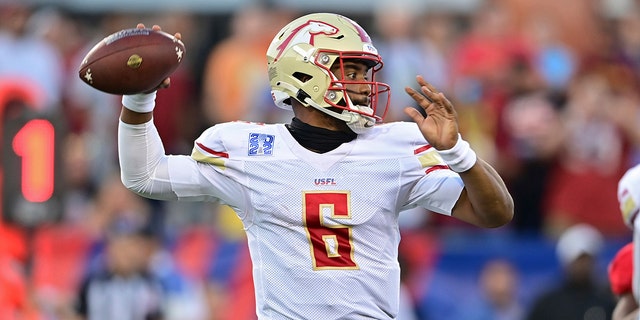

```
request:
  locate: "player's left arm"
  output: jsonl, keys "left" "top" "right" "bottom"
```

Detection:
{"left": 404, "top": 76, "right": 513, "bottom": 228}
{"left": 449, "top": 159, "right": 514, "bottom": 227}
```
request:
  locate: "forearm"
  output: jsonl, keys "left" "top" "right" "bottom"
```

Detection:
{"left": 118, "top": 118, "right": 178, "bottom": 200}
{"left": 435, "top": 135, "right": 514, "bottom": 228}
{"left": 456, "top": 158, "right": 514, "bottom": 228}
{"left": 120, "top": 107, "right": 152, "bottom": 124}
{"left": 118, "top": 91, "right": 172, "bottom": 197}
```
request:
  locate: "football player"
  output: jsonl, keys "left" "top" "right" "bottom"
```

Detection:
{"left": 117, "top": 13, "right": 514, "bottom": 319}
{"left": 616, "top": 164, "right": 640, "bottom": 320}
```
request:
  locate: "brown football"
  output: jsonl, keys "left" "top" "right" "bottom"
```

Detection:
{"left": 78, "top": 28, "right": 186, "bottom": 95}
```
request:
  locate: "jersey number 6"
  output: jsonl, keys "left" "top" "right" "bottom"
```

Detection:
{"left": 303, "top": 191, "right": 359, "bottom": 270}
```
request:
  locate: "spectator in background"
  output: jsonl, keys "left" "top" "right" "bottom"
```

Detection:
{"left": 610, "top": 6, "right": 640, "bottom": 165}
{"left": 522, "top": 13, "right": 576, "bottom": 93}
{"left": 614, "top": 6, "right": 640, "bottom": 75}
{"left": 501, "top": 92, "right": 563, "bottom": 232}
{"left": 201, "top": 4, "right": 293, "bottom": 124}
{"left": 526, "top": 223, "right": 616, "bottom": 320}
{"left": 73, "top": 172, "right": 165, "bottom": 320}
{"left": 543, "top": 65, "right": 639, "bottom": 237}
{"left": 415, "top": 9, "right": 457, "bottom": 97}
{"left": 372, "top": 2, "right": 431, "bottom": 122}
{"left": 460, "top": 259, "right": 524, "bottom": 320}
{"left": 75, "top": 218, "right": 164, "bottom": 320}
{"left": 0, "top": 2, "right": 63, "bottom": 111}
{"left": 27, "top": 6, "right": 87, "bottom": 100}
{"left": 502, "top": 0, "right": 607, "bottom": 61}
{"left": 449, "top": 0, "right": 537, "bottom": 110}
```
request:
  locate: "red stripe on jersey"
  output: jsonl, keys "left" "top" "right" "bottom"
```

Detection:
{"left": 414, "top": 145, "right": 432, "bottom": 155}
{"left": 196, "top": 142, "right": 229, "bottom": 158}
{"left": 425, "top": 164, "right": 449, "bottom": 174}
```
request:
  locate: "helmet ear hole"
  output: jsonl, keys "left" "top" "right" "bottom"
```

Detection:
{"left": 293, "top": 72, "right": 312, "bottom": 83}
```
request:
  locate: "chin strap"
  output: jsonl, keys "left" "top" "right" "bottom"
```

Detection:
{"left": 277, "top": 77, "right": 377, "bottom": 134}
{"left": 344, "top": 105, "right": 375, "bottom": 134}
{"left": 302, "top": 97, "right": 375, "bottom": 134}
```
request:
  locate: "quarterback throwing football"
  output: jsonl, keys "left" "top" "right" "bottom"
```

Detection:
{"left": 117, "top": 13, "right": 513, "bottom": 320}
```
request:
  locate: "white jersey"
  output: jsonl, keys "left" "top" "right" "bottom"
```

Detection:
{"left": 118, "top": 120, "right": 464, "bottom": 319}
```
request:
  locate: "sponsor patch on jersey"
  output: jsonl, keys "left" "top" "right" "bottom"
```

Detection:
{"left": 248, "top": 133, "right": 275, "bottom": 156}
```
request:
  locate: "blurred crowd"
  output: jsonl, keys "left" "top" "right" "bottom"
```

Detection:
{"left": 1, "top": 0, "right": 639, "bottom": 319}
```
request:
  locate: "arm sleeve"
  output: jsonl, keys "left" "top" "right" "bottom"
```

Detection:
{"left": 118, "top": 120, "right": 235, "bottom": 202}
{"left": 402, "top": 168, "right": 464, "bottom": 215}
{"left": 118, "top": 120, "right": 173, "bottom": 198}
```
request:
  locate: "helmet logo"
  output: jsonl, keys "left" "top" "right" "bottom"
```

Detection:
{"left": 342, "top": 16, "right": 372, "bottom": 43}
{"left": 274, "top": 20, "right": 338, "bottom": 61}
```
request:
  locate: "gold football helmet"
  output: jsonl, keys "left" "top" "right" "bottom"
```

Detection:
{"left": 267, "top": 13, "right": 390, "bottom": 133}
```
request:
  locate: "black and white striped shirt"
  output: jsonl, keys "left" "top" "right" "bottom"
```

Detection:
{"left": 76, "top": 271, "right": 164, "bottom": 320}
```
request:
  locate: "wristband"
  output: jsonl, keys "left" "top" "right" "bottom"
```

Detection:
{"left": 122, "top": 91, "right": 157, "bottom": 113}
{"left": 436, "top": 134, "right": 477, "bottom": 173}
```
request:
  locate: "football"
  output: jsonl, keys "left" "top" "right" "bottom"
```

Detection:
{"left": 78, "top": 28, "right": 185, "bottom": 95}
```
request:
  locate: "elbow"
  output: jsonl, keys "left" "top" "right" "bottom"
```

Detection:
{"left": 120, "top": 173, "right": 150, "bottom": 196}
{"left": 456, "top": 194, "right": 515, "bottom": 228}
{"left": 484, "top": 211, "right": 514, "bottom": 228}
{"left": 484, "top": 197, "right": 515, "bottom": 228}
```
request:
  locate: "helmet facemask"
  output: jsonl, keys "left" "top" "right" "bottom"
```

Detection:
{"left": 320, "top": 51, "right": 390, "bottom": 133}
